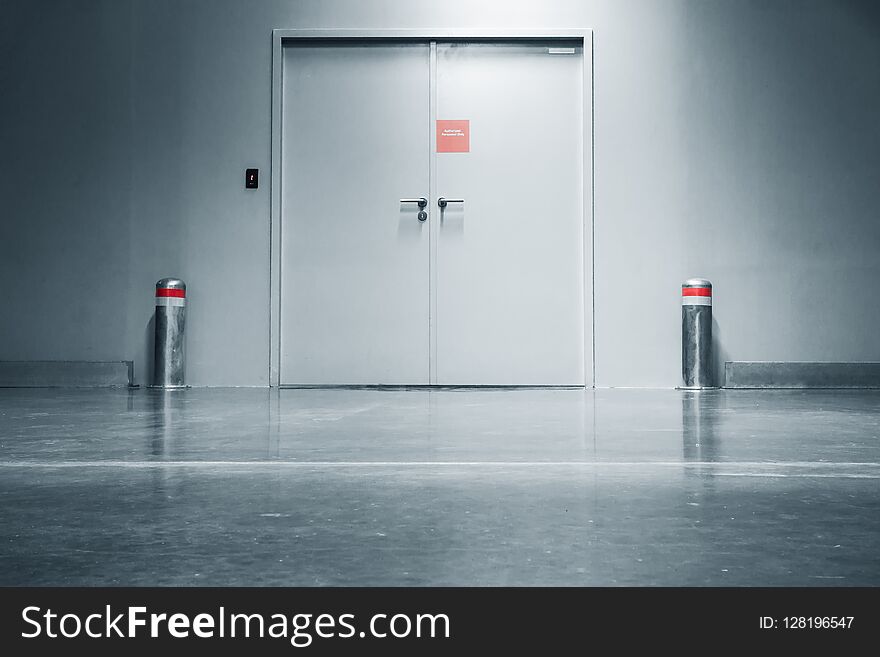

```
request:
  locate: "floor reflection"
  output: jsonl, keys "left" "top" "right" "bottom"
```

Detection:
{"left": 147, "top": 388, "right": 182, "bottom": 458}
{"left": 681, "top": 391, "right": 721, "bottom": 463}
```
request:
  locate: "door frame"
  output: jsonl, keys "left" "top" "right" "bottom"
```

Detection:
{"left": 269, "top": 29, "right": 594, "bottom": 387}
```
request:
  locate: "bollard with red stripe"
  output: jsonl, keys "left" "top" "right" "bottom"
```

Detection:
{"left": 681, "top": 278, "right": 713, "bottom": 389}
{"left": 153, "top": 278, "right": 187, "bottom": 388}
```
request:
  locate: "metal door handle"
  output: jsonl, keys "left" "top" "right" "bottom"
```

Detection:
{"left": 438, "top": 198, "right": 464, "bottom": 208}
{"left": 400, "top": 197, "right": 428, "bottom": 208}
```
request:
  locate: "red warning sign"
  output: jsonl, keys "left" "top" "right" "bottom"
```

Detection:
{"left": 436, "top": 120, "right": 470, "bottom": 153}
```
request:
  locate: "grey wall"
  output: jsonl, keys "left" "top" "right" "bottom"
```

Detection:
{"left": 1, "top": 0, "right": 878, "bottom": 387}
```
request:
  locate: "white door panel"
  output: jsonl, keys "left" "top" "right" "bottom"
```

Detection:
{"left": 435, "top": 42, "right": 585, "bottom": 385}
{"left": 281, "top": 43, "right": 430, "bottom": 384}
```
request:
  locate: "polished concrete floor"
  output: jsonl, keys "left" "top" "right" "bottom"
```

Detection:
{"left": 0, "top": 387, "right": 878, "bottom": 586}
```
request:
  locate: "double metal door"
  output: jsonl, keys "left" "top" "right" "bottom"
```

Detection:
{"left": 281, "top": 40, "right": 587, "bottom": 385}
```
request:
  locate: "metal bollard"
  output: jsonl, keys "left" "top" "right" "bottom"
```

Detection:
{"left": 681, "top": 278, "right": 713, "bottom": 389}
{"left": 153, "top": 278, "right": 187, "bottom": 388}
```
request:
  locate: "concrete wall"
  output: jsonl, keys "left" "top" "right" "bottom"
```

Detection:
{"left": 1, "top": 0, "right": 878, "bottom": 387}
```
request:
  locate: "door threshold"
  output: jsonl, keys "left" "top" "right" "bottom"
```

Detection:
{"left": 278, "top": 384, "right": 586, "bottom": 391}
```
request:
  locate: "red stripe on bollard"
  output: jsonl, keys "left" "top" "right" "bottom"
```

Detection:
{"left": 681, "top": 287, "right": 711, "bottom": 297}
{"left": 156, "top": 288, "right": 186, "bottom": 298}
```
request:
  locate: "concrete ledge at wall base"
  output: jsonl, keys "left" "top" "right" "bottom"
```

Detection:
{"left": 0, "top": 361, "right": 134, "bottom": 388}
{"left": 724, "top": 362, "right": 880, "bottom": 389}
